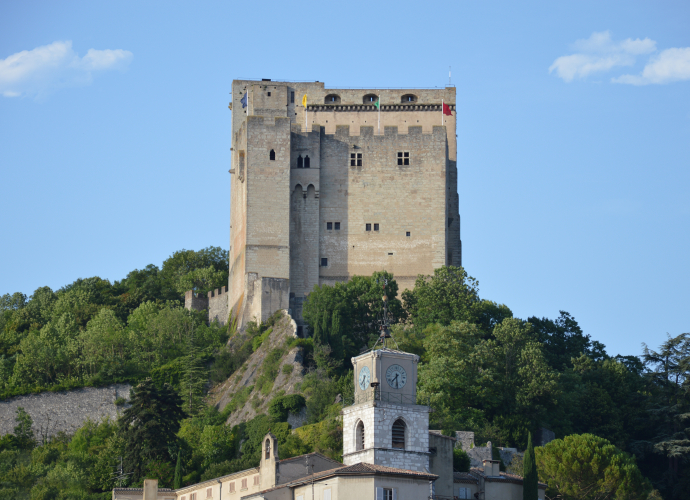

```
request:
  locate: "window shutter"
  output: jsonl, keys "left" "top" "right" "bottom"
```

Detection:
{"left": 392, "top": 489, "right": 397, "bottom": 500}
{"left": 324, "top": 489, "right": 331, "bottom": 500}
{"left": 297, "top": 496, "right": 304, "bottom": 500}
{"left": 376, "top": 487, "right": 383, "bottom": 500}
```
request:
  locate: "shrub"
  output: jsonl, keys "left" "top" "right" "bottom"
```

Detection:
{"left": 268, "top": 394, "right": 306, "bottom": 422}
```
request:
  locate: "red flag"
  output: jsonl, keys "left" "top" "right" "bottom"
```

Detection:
{"left": 443, "top": 102, "right": 453, "bottom": 116}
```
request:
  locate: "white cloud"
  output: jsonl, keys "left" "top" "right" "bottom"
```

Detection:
{"left": 613, "top": 47, "right": 690, "bottom": 85}
{"left": 0, "top": 41, "right": 132, "bottom": 98}
{"left": 549, "top": 31, "right": 656, "bottom": 82}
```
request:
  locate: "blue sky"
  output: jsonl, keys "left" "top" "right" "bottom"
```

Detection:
{"left": 1, "top": 0, "right": 688, "bottom": 358}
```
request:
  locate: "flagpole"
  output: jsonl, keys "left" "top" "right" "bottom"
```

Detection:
{"left": 442, "top": 99, "right": 444, "bottom": 127}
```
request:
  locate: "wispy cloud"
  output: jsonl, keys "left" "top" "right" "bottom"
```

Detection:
{"left": 0, "top": 41, "right": 132, "bottom": 98}
{"left": 549, "top": 31, "right": 656, "bottom": 82}
{"left": 613, "top": 47, "right": 690, "bottom": 85}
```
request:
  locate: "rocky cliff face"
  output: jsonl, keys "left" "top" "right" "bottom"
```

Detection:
{"left": 208, "top": 310, "right": 306, "bottom": 428}
{"left": 0, "top": 384, "right": 131, "bottom": 440}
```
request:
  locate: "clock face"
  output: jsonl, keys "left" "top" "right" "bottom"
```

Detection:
{"left": 358, "top": 366, "right": 371, "bottom": 391}
{"left": 386, "top": 364, "right": 407, "bottom": 389}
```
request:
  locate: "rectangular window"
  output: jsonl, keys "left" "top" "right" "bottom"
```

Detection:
{"left": 241, "top": 478, "right": 247, "bottom": 490}
{"left": 191, "top": 494, "right": 197, "bottom": 500}
{"left": 350, "top": 153, "right": 362, "bottom": 166}
{"left": 291, "top": 91, "right": 295, "bottom": 103}
{"left": 253, "top": 475, "right": 259, "bottom": 486}
{"left": 229, "top": 482, "right": 235, "bottom": 493}
{"left": 334, "top": 222, "right": 340, "bottom": 230}
{"left": 207, "top": 488, "right": 212, "bottom": 498}
{"left": 321, "top": 258, "right": 328, "bottom": 267}
{"left": 397, "top": 152, "right": 410, "bottom": 165}
{"left": 383, "top": 489, "right": 393, "bottom": 500}
{"left": 327, "top": 222, "right": 332, "bottom": 230}
{"left": 406, "top": 231, "right": 410, "bottom": 237}
{"left": 374, "top": 223, "right": 379, "bottom": 231}
{"left": 267, "top": 91, "right": 271, "bottom": 96}
{"left": 366, "top": 223, "right": 371, "bottom": 231}
{"left": 324, "top": 489, "right": 331, "bottom": 500}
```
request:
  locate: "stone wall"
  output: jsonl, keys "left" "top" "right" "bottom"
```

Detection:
{"left": 342, "top": 401, "right": 430, "bottom": 471}
{"left": 0, "top": 384, "right": 131, "bottom": 440}
{"left": 208, "top": 286, "right": 229, "bottom": 325}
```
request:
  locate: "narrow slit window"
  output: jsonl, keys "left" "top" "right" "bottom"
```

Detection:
{"left": 291, "top": 91, "right": 295, "bottom": 103}
{"left": 374, "top": 223, "right": 379, "bottom": 231}
{"left": 327, "top": 222, "right": 333, "bottom": 230}
{"left": 304, "top": 155, "right": 310, "bottom": 168}
{"left": 392, "top": 419, "right": 406, "bottom": 449}
{"left": 366, "top": 223, "right": 371, "bottom": 231}
{"left": 265, "top": 439, "right": 271, "bottom": 459}
{"left": 269, "top": 149, "right": 275, "bottom": 161}
{"left": 297, "top": 155, "right": 303, "bottom": 168}
{"left": 397, "top": 152, "right": 409, "bottom": 166}
{"left": 334, "top": 222, "right": 340, "bottom": 230}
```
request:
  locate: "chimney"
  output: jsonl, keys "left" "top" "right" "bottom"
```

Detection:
{"left": 143, "top": 479, "right": 158, "bottom": 500}
{"left": 482, "top": 460, "right": 500, "bottom": 477}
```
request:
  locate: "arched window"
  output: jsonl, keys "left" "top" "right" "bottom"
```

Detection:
{"left": 401, "top": 94, "right": 417, "bottom": 103}
{"left": 363, "top": 94, "right": 378, "bottom": 103}
{"left": 325, "top": 94, "right": 341, "bottom": 104}
{"left": 356, "top": 421, "right": 365, "bottom": 451}
{"left": 304, "top": 155, "right": 310, "bottom": 168}
{"left": 297, "top": 155, "right": 303, "bottom": 168}
{"left": 392, "top": 419, "right": 406, "bottom": 449}
{"left": 269, "top": 149, "right": 275, "bottom": 161}
{"left": 265, "top": 438, "right": 271, "bottom": 459}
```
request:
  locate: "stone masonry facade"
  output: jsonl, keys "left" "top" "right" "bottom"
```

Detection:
{"left": 342, "top": 402, "right": 430, "bottom": 472}
{"left": 186, "top": 80, "right": 462, "bottom": 330}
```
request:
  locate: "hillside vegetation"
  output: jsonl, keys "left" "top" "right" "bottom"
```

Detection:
{"left": 0, "top": 251, "right": 687, "bottom": 499}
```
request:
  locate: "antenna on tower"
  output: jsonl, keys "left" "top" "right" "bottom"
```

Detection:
{"left": 449, "top": 66, "right": 452, "bottom": 85}
{"left": 111, "top": 456, "right": 133, "bottom": 487}
{"left": 373, "top": 277, "right": 400, "bottom": 350}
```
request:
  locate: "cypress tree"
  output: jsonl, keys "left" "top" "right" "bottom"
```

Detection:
{"left": 523, "top": 431, "right": 538, "bottom": 500}
{"left": 173, "top": 450, "right": 182, "bottom": 489}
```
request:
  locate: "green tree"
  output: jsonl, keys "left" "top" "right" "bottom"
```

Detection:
{"left": 179, "top": 329, "right": 207, "bottom": 416}
{"left": 119, "top": 379, "right": 185, "bottom": 483}
{"left": 13, "top": 407, "right": 35, "bottom": 450}
{"left": 402, "top": 266, "right": 480, "bottom": 328}
{"left": 453, "top": 447, "right": 471, "bottom": 472}
{"left": 523, "top": 431, "right": 538, "bottom": 500}
{"left": 160, "top": 247, "right": 229, "bottom": 299}
{"left": 303, "top": 270, "right": 403, "bottom": 368}
{"left": 174, "top": 450, "right": 182, "bottom": 489}
{"left": 535, "top": 434, "right": 652, "bottom": 500}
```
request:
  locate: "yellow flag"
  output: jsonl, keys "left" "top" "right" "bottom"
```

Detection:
{"left": 302, "top": 94, "right": 307, "bottom": 107}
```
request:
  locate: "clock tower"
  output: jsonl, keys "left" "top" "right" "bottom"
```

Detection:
{"left": 342, "top": 347, "right": 430, "bottom": 471}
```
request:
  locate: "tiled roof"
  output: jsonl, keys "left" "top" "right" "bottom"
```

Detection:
{"left": 113, "top": 488, "right": 174, "bottom": 491}
{"left": 468, "top": 468, "right": 547, "bottom": 489}
{"left": 278, "top": 451, "right": 343, "bottom": 466}
{"left": 453, "top": 472, "right": 479, "bottom": 484}
{"left": 285, "top": 462, "right": 437, "bottom": 485}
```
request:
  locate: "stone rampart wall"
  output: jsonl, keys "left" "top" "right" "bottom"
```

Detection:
{"left": 0, "top": 384, "right": 131, "bottom": 439}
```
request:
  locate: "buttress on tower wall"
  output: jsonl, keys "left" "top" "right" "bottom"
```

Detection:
{"left": 205, "top": 80, "right": 461, "bottom": 331}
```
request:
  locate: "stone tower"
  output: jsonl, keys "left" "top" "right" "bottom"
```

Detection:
{"left": 341, "top": 348, "right": 430, "bottom": 471}
{"left": 187, "top": 79, "right": 462, "bottom": 329}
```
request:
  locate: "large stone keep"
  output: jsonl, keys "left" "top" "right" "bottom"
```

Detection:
{"left": 188, "top": 80, "right": 462, "bottom": 330}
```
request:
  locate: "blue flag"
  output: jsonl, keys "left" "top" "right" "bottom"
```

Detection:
{"left": 240, "top": 92, "right": 248, "bottom": 109}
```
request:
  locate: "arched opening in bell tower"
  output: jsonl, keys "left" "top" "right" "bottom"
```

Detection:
{"left": 392, "top": 419, "right": 406, "bottom": 449}
{"left": 356, "top": 421, "right": 365, "bottom": 451}
{"left": 265, "top": 438, "right": 271, "bottom": 459}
